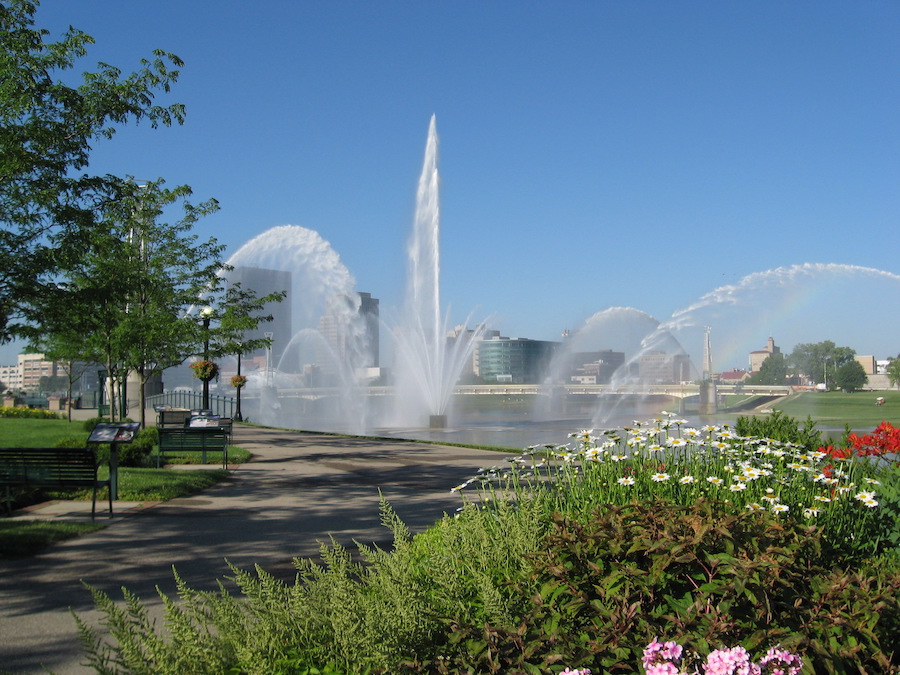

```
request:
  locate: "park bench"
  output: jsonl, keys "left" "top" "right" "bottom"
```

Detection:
{"left": 157, "top": 409, "right": 233, "bottom": 441}
{"left": 188, "top": 414, "right": 233, "bottom": 442}
{"left": 157, "top": 408, "right": 192, "bottom": 428}
{"left": 0, "top": 447, "right": 112, "bottom": 519}
{"left": 157, "top": 427, "right": 229, "bottom": 468}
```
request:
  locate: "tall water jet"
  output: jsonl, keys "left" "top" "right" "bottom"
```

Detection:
{"left": 390, "top": 116, "right": 485, "bottom": 427}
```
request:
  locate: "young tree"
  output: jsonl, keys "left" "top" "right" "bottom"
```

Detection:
{"left": 23, "top": 179, "right": 223, "bottom": 426}
{"left": 833, "top": 359, "right": 868, "bottom": 393}
{"left": 1, "top": 1, "right": 186, "bottom": 342}
{"left": 887, "top": 356, "right": 900, "bottom": 389}
{"left": 114, "top": 180, "right": 222, "bottom": 427}
{"left": 208, "top": 283, "right": 287, "bottom": 421}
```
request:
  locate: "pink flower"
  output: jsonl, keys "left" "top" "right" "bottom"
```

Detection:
{"left": 703, "top": 646, "right": 760, "bottom": 675}
{"left": 758, "top": 646, "right": 803, "bottom": 675}
{"left": 643, "top": 639, "right": 684, "bottom": 667}
{"left": 646, "top": 664, "right": 684, "bottom": 675}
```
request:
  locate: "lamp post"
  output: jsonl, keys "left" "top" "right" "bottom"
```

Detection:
{"left": 824, "top": 355, "right": 832, "bottom": 391}
{"left": 234, "top": 351, "right": 244, "bottom": 421}
{"left": 201, "top": 306, "right": 214, "bottom": 409}
{"left": 264, "top": 331, "right": 274, "bottom": 388}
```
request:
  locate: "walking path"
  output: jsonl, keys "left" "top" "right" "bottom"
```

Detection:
{"left": 0, "top": 425, "right": 513, "bottom": 674}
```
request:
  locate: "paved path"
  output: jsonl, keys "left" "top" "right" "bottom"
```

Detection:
{"left": 0, "top": 426, "right": 512, "bottom": 674}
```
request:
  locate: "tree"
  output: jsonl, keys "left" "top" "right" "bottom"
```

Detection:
{"left": 747, "top": 352, "right": 787, "bottom": 386}
{"left": 25, "top": 179, "right": 223, "bottom": 426}
{"left": 833, "top": 359, "right": 868, "bottom": 393}
{"left": 208, "top": 283, "right": 287, "bottom": 421}
{"left": 114, "top": 181, "right": 222, "bottom": 427}
{"left": 38, "top": 374, "right": 67, "bottom": 393}
{"left": 789, "top": 341, "right": 856, "bottom": 386}
{"left": 885, "top": 355, "right": 900, "bottom": 389}
{"left": 1, "top": 1, "right": 186, "bottom": 342}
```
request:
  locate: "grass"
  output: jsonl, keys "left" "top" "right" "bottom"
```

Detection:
{"left": 0, "top": 520, "right": 106, "bottom": 558}
{"left": 774, "top": 390, "right": 900, "bottom": 429}
{"left": 159, "top": 446, "right": 251, "bottom": 465}
{"left": 0, "top": 417, "right": 89, "bottom": 447}
{"left": 50, "top": 466, "right": 233, "bottom": 502}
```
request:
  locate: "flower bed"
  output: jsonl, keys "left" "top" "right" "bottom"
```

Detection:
{"left": 77, "top": 414, "right": 900, "bottom": 674}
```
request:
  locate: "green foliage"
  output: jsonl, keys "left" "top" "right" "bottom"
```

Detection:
{"left": 887, "top": 356, "right": 900, "bottom": 388}
{"left": 0, "top": 0, "right": 187, "bottom": 340}
{"left": 746, "top": 352, "right": 787, "bottom": 385}
{"left": 789, "top": 341, "right": 856, "bottom": 386}
{"left": 76, "top": 498, "right": 546, "bottom": 674}
{"left": 82, "top": 416, "right": 110, "bottom": 432}
{"left": 735, "top": 411, "right": 823, "bottom": 452}
{"left": 116, "top": 427, "right": 158, "bottom": 467}
{"left": 437, "top": 501, "right": 900, "bottom": 675}
{"left": 209, "top": 282, "right": 287, "bottom": 360}
{"left": 74, "top": 421, "right": 900, "bottom": 674}
{"left": 0, "top": 405, "right": 61, "bottom": 419}
{"left": 833, "top": 359, "right": 868, "bottom": 393}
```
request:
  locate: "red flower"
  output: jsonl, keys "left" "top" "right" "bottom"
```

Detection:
{"left": 820, "top": 445, "right": 851, "bottom": 460}
{"left": 849, "top": 421, "right": 900, "bottom": 457}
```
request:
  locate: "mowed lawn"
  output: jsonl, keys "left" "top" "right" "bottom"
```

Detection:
{"left": 0, "top": 417, "right": 91, "bottom": 447}
{"left": 774, "top": 390, "right": 900, "bottom": 430}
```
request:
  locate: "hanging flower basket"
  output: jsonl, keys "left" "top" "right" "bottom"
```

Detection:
{"left": 230, "top": 375, "right": 247, "bottom": 389}
{"left": 190, "top": 360, "right": 219, "bottom": 382}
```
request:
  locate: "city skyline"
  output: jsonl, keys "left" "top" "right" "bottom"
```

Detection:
{"left": 3, "top": 2, "right": 898, "bottom": 368}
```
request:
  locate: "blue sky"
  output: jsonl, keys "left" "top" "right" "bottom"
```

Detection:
{"left": 5, "top": 1, "right": 899, "bottom": 370}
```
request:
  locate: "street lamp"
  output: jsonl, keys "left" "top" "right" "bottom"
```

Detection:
{"left": 264, "top": 331, "right": 274, "bottom": 388}
{"left": 824, "top": 355, "right": 833, "bottom": 391}
{"left": 200, "top": 306, "right": 214, "bottom": 409}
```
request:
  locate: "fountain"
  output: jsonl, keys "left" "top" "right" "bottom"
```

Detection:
{"left": 204, "top": 117, "right": 900, "bottom": 444}
{"left": 389, "top": 115, "right": 486, "bottom": 428}
{"left": 220, "top": 225, "right": 373, "bottom": 434}
{"left": 543, "top": 263, "right": 900, "bottom": 429}
{"left": 209, "top": 117, "right": 485, "bottom": 433}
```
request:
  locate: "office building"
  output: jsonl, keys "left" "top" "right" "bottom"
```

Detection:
{"left": 477, "top": 337, "right": 559, "bottom": 384}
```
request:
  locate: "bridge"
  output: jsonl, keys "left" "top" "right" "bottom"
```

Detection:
{"left": 244, "top": 383, "right": 793, "bottom": 401}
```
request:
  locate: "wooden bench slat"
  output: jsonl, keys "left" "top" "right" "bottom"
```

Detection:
{"left": 0, "top": 447, "right": 112, "bottom": 518}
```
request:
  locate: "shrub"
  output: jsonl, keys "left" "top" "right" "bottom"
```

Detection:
{"left": 0, "top": 406, "right": 61, "bottom": 420}
{"left": 118, "top": 427, "right": 158, "bottom": 467}
{"left": 735, "top": 411, "right": 823, "bottom": 452}
{"left": 82, "top": 416, "right": 110, "bottom": 432}
{"left": 437, "top": 500, "right": 900, "bottom": 674}
{"left": 453, "top": 414, "right": 896, "bottom": 560}
{"left": 75, "top": 417, "right": 900, "bottom": 675}
{"left": 76, "top": 499, "right": 546, "bottom": 675}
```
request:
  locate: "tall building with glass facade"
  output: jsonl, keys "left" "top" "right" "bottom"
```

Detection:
{"left": 477, "top": 337, "right": 559, "bottom": 384}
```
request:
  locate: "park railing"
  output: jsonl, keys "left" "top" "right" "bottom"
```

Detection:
{"left": 146, "top": 392, "right": 235, "bottom": 418}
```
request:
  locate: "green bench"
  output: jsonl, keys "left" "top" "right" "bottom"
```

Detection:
{"left": 0, "top": 447, "right": 112, "bottom": 519}
{"left": 157, "top": 428, "right": 229, "bottom": 468}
